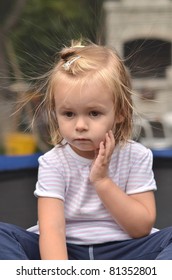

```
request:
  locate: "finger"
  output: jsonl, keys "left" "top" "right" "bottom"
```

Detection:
{"left": 105, "top": 132, "right": 111, "bottom": 153}
{"left": 105, "top": 131, "right": 115, "bottom": 157}
{"left": 109, "top": 130, "right": 115, "bottom": 149}
{"left": 98, "top": 141, "right": 106, "bottom": 157}
{"left": 94, "top": 141, "right": 106, "bottom": 166}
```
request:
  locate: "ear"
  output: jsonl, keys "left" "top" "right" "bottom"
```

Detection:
{"left": 111, "top": 115, "right": 124, "bottom": 133}
{"left": 116, "top": 114, "right": 124, "bottom": 124}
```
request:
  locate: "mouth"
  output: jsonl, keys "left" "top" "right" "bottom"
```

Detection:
{"left": 73, "top": 138, "right": 93, "bottom": 144}
{"left": 74, "top": 138, "right": 90, "bottom": 142}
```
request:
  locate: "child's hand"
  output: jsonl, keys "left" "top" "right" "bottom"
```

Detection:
{"left": 89, "top": 130, "right": 115, "bottom": 185}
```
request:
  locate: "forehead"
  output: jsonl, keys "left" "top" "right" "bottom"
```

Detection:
{"left": 54, "top": 78, "right": 114, "bottom": 108}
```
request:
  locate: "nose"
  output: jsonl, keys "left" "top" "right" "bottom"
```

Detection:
{"left": 75, "top": 117, "right": 88, "bottom": 132}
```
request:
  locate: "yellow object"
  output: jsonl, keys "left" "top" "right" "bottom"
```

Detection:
{"left": 5, "top": 133, "right": 37, "bottom": 155}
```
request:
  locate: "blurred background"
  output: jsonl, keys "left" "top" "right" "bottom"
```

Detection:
{"left": 0, "top": 0, "right": 104, "bottom": 154}
{"left": 0, "top": 0, "right": 172, "bottom": 230}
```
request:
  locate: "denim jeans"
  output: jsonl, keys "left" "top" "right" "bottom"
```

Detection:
{"left": 0, "top": 222, "right": 172, "bottom": 260}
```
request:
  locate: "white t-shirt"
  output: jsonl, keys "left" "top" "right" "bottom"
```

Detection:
{"left": 31, "top": 140, "right": 157, "bottom": 244}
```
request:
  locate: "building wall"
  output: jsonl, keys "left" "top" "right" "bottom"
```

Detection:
{"left": 103, "top": 0, "right": 172, "bottom": 120}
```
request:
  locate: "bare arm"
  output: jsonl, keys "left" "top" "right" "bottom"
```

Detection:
{"left": 38, "top": 197, "right": 68, "bottom": 260}
{"left": 90, "top": 131, "right": 156, "bottom": 238}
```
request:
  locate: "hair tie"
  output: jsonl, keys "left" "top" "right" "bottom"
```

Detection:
{"left": 62, "top": 55, "right": 81, "bottom": 71}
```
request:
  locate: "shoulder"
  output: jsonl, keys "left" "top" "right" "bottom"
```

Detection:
{"left": 128, "top": 140, "right": 153, "bottom": 161}
{"left": 122, "top": 140, "right": 152, "bottom": 155}
{"left": 38, "top": 145, "right": 66, "bottom": 167}
{"left": 112, "top": 140, "right": 153, "bottom": 164}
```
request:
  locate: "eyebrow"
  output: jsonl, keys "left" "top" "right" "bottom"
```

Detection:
{"left": 57, "top": 104, "right": 108, "bottom": 112}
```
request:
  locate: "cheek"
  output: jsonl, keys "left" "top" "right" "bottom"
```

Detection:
{"left": 58, "top": 123, "right": 68, "bottom": 135}
{"left": 105, "top": 117, "right": 115, "bottom": 132}
{"left": 93, "top": 128, "right": 107, "bottom": 144}
{"left": 57, "top": 120, "right": 68, "bottom": 135}
{"left": 93, "top": 119, "right": 114, "bottom": 138}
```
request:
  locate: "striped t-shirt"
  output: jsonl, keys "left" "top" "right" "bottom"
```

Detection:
{"left": 33, "top": 140, "right": 157, "bottom": 244}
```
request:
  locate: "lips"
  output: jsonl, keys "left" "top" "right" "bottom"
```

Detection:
{"left": 74, "top": 138, "right": 90, "bottom": 141}
{"left": 74, "top": 138, "right": 92, "bottom": 144}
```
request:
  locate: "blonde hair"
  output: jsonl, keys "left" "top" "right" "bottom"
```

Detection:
{"left": 40, "top": 40, "right": 133, "bottom": 146}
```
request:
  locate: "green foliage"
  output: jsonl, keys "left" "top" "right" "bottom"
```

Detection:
{"left": 9, "top": 0, "right": 103, "bottom": 77}
{"left": 0, "top": 0, "right": 14, "bottom": 24}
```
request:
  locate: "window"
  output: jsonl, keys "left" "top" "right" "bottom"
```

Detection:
{"left": 124, "top": 39, "right": 171, "bottom": 78}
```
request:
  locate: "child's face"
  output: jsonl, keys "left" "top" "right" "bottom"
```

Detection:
{"left": 54, "top": 80, "right": 116, "bottom": 159}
